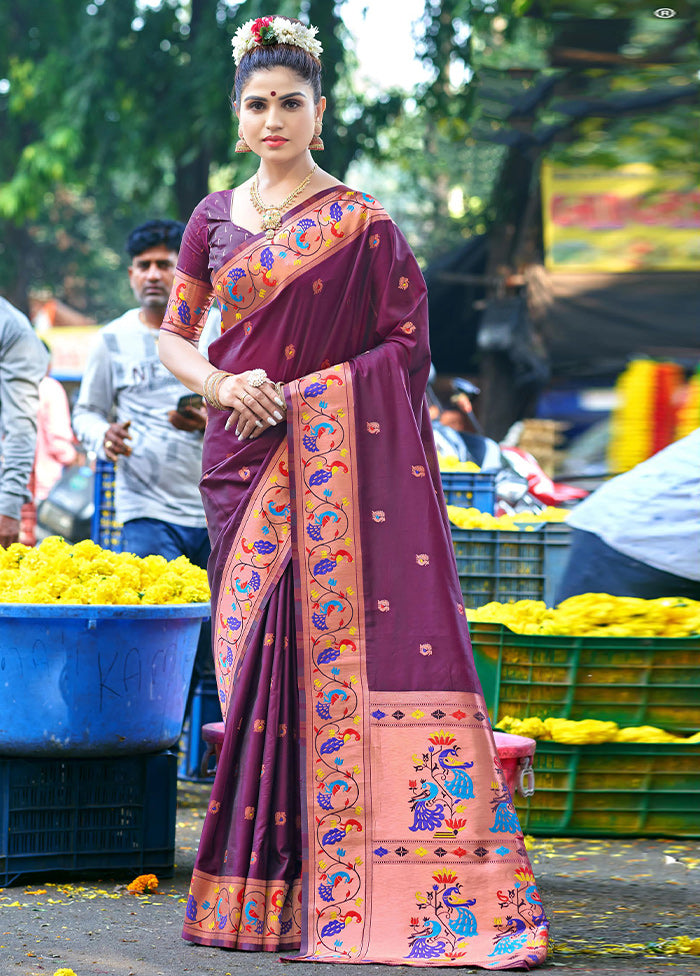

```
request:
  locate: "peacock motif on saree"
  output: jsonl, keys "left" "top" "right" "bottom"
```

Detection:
{"left": 406, "top": 870, "right": 477, "bottom": 961}
{"left": 409, "top": 731, "right": 476, "bottom": 837}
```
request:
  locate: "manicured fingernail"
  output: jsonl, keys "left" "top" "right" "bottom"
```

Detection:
{"left": 273, "top": 410, "right": 283, "bottom": 421}
{"left": 256, "top": 420, "right": 264, "bottom": 428}
{"left": 238, "top": 433, "right": 246, "bottom": 441}
{"left": 267, "top": 416, "right": 277, "bottom": 425}
{"left": 274, "top": 396, "right": 284, "bottom": 407}
{"left": 225, "top": 418, "right": 233, "bottom": 431}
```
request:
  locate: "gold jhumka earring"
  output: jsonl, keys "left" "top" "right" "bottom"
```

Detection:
{"left": 309, "top": 124, "right": 324, "bottom": 151}
{"left": 235, "top": 132, "right": 251, "bottom": 153}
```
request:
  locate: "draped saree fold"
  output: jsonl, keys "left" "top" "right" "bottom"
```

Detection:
{"left": 162, "top": 186, "right": 549, "bottom": 968}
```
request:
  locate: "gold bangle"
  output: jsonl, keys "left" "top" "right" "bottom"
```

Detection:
{"left": 203, "top": 370, "right": 233, "bottom": 410}
{"left": 210, "top": 372, "right": 229, "bottom": 409}
{"left": 202, "top": 371, "right": 219, "bottom": 408}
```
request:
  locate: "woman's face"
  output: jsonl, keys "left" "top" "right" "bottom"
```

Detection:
{"left": 237, "top": 66, "right": 324, "bottom": 163}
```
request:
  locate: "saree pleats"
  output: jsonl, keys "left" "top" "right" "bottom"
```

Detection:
{"left": 183, "top": 565, "right": 303, "bottom": 951}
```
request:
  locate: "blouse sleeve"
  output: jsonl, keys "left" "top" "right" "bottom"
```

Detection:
{"left": 160, "top": 197, "right": 215, "bottom": 345}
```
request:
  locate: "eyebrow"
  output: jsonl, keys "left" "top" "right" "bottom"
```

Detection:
{"left": 243, "top": 90, "right": 307, "bottom": 102}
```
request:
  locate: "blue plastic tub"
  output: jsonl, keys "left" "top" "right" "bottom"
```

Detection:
{"left": 0, "top": 603, "right": 210, "bottom": 757}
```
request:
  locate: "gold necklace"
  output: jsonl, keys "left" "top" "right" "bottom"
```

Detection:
{"left": 250, "top": 164, "right": 317, "bottom": 239}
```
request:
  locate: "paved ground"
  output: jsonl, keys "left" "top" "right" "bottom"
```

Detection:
{"left": 1, "top": 782, "right": 699, "bottom": 976}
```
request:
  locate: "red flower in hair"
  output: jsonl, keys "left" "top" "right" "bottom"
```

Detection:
{"left": 251, "top": 16, "right": 274, "bottom": 43}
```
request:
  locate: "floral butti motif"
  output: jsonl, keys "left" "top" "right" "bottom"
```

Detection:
{"left": 409, "top": 732, "right": 475, "bottom": 836}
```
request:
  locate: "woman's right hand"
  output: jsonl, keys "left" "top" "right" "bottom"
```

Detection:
{"left": 218, "top": 371, "right": 286, "bottom": 440}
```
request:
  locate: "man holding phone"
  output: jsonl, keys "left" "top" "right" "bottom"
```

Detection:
{"left": 73, "top": 219, "right": 212, "bottom": 565}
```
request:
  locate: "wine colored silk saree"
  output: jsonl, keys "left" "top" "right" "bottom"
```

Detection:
{"left": 162, "top": 186, "right": 548, "bottom": 968}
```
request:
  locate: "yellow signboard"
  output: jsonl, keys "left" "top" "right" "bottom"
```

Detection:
{"left": 541, "top": 161, "right": 700, "bottom": 272}
{"left": 43, "top": 325, "right": 102, "bottom": 380}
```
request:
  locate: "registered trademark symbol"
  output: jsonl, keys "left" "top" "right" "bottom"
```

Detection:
{"left": 654, "top": 7, "right": 677, "bottom": 16}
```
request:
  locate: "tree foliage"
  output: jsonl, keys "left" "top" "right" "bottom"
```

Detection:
{"left": 0, "top": 1, "right": 697, "bottom": 321}
{"left": 0, "top": 0, "right": 366, "bottom": 318}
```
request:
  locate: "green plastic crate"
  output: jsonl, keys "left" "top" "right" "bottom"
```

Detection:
{"left": 514, "top": 741, "right": 700, "bottom": 837}
{"left": 470, "top": 622, "right": 700, "bottom": 732}
{"left": 451, "top": 523, "right": 571, "bottom": 608}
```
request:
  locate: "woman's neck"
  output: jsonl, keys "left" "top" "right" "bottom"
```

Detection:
{"left": 255, "top": 153, "right": 317, "bottom": 194}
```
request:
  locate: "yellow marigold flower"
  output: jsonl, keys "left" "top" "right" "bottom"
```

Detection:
{"left": 53, "top": 969, "right": 79, "bottom": 976}
{"left": 127, "top": 873, "right": 159, "bottom": 894}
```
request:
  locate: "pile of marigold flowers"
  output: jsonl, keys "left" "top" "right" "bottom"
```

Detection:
{"left": 438, "top": 457, "right": 481, "bottom": 473}
{"left": 496, "top": 715, "right": 700, "bottom": 746}
{"left": 466, "top": 593, "right": 700, "bottom": 638}
{"left": 0, "top": 537, "right": 210, "bottom": 605}
{"left": 447, "top": 504, "right": 569, "bottom": 531}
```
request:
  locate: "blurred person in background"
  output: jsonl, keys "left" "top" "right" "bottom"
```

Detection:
{"left": 0, "top": 297, "right": 49, "bottom": 548}
{"left": 20, "top": 341, "right": 81, "bottom": 546}
{"left": 72, "top": 218, "right": 211, "bottom": 564}
{"left": 555, "top": 427, "right": 700, "bottom": 602}
{"left": 72, "top": 220, "right": 215, "bottom": 726}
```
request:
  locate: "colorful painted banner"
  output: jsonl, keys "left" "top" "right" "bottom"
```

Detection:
{"left": 541, "top": 161, "right": 700, "bottom": 272}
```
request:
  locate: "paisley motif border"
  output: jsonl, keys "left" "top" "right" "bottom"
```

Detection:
{"left": 288, "top": 363, "right": 371, "bottom": 961}
{"left": 184, "top": 868, "right": 302, "bottom": 949}
{"left": 214, "top": 441, "right": 292, "bottom": 719}
{"left": 212, "top": 190, "right": 387, "bottom": 326}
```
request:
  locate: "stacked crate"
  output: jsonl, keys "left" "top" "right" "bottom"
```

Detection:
{"left": 469, "top": 621, "right": 700, "bottom": 837}
{"left": 451, "top": 523, "right": 570, "bottom": 608}
{"left": 1, "top": 751, "right": 177, "bottom": 886}
{"left": 514, "top": 418, "right": 567, "bottom": 477}
{"left": 91, "top": 459, "right": 122, "bottom": 550}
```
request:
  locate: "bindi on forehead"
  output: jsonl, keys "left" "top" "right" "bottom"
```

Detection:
{"left": 270, "top": 90, "right": 276, "bottom": 96}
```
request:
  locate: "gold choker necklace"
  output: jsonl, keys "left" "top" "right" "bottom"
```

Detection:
{"left": 250, "top": 164, "right": 317, "bottom": 239}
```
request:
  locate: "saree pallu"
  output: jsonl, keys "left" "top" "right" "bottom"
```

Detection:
{"left": 164, "top": 187, "right": 548, "bottom": 968}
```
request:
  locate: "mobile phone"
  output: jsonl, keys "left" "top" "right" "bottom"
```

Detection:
{"left": 177, "top": 393, "right": 204, "bottom": 412}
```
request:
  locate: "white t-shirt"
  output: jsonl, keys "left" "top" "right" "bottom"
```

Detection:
{"left": 73, "top": 308, "right": 207, "bottom": 528}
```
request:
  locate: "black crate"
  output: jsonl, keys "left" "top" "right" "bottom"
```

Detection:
{"left": 0, "top": 750, "right": 176, "bottom": 886}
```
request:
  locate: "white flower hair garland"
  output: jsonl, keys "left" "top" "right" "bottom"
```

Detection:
{"left": 232, "top": 16, "right": 323, "bottom": 65}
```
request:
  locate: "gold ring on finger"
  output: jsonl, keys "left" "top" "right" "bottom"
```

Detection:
{"left": 242, "top": 393, "right": 250, "bottom": 404}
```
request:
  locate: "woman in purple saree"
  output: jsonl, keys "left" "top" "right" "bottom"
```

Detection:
{"left": 158, "top": 15, "right": 547, "bottom": 970}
